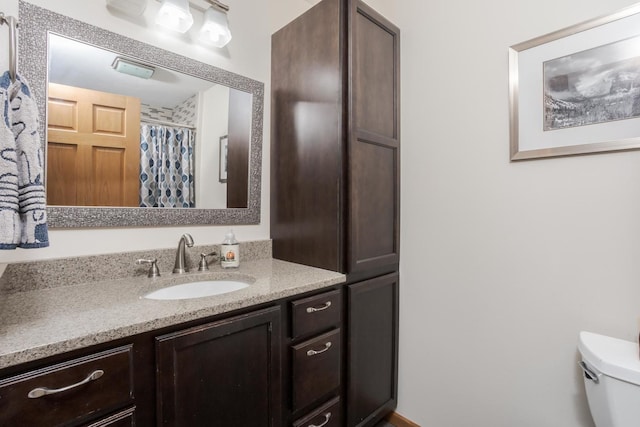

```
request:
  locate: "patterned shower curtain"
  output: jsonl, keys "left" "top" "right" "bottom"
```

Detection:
{"left": 139, "top": 123, "right": 195, "bottom": 208}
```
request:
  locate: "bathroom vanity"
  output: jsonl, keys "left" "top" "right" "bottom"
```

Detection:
{"left": 0, "top": 253, "right": 347, "bottom": 426}
{"left": 0, "top": 0, "right": 400, "bottom": 425}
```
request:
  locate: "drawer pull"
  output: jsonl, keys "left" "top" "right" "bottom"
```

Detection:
{"left": 27, "top": 370, "right": 104, "bottom": 398}
{"left": 306, "top": 301, "right": 332, "bottom": 313}
{"left": 307, "top": 341, "right": 332, "bottom": 356}
{"left": 309, "top": 411, "right": 332, "bottom": 427}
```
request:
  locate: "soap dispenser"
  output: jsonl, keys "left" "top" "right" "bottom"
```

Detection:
{"left": 221, "top": 229, "right": 240, "bottom": 268}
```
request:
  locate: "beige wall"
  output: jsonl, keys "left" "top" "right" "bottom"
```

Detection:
{"left": 271, "top": 0, "right": 640, "bottom": 425}
{"left": 392, "top": 0, "right": 640, "bottom": 425}
{"left": 0, "top": 0, "right": 271, "bottom": 264}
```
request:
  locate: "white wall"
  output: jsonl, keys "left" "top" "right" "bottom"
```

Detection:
{"left": 391, "top": 0, "right": 640, "bottom": 426}
{"left": 196, "top": 84, "right": 229, "bottom": 208}
{"left": 0, "top": 0, "right": 271, "bottom": 264}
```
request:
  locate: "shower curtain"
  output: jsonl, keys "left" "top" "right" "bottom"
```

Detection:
{"left": 139, "top": 123, "right": 195, "bottom": 208}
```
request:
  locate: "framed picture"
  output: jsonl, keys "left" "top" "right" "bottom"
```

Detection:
{"left": 509, "top": 3, "right": 640, "bottom": 160}
{"left": 219, "top": 135, "right": 228, "bottom": 183}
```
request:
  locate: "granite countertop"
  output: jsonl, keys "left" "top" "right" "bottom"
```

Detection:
{"left": 0, "top": 259, "right": 346, "bottom": 369}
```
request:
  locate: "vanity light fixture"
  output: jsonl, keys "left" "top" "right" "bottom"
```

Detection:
{"left": 155, "top": 0, "right": 194, "bottom": 33}
{"left": 112, "top": 57, "right": 156, "bottom": 79}
{"left": 199, "top": 1, "right": 232, "bottom": 48}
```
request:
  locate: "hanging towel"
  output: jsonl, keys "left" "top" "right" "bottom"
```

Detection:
{"left": 0, "top": 71, "right": 49, "bottom": 249}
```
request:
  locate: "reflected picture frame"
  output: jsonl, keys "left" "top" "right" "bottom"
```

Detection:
{"left": 509, "top": 2, "right": 640, "bottom": 160}
{"left": 219, "top": 135, "right": 228, "bottom": 183}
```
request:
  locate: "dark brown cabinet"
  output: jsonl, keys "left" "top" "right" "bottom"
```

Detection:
{"left": 271, "top": 0, "right": 400, "bottom": 275}
{"left": 293, "top": 396, "right": 342, "bottom": 427}
{"left": 288, "top": 289, "right": 343, "bottom": 424}
{"left": 347, "top": 273, "right": 399, "bottom": 426}
{"left": 272, "top": 0, "right": 400, "bottom": 426}
{"left": 155, "top": 306, "right": 282, "bottom": 426}
{"left": 0, "top": 345, "right": 135, "bottom": 427}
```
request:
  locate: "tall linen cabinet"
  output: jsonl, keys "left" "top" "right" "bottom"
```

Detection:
{"left": 271, "top": 0, "right": 400, "bottom": 425}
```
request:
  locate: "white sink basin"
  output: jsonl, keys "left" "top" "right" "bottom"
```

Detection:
{"left": 144, "top": 280, "right": 249, "bottom": 300}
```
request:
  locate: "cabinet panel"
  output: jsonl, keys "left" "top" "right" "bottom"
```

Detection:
{"left": 0, "top": 345, "right": 134, "bottom": 427}
{"left": 350, "top": 135, "right": 398, "bottom": 270}
{"left": 347, "top": 273, "right": 399, "bottom": 426}
{"left": 292, "top": 329, "right": 341, "bottom": 411}
{"left": 353, "top": 8, "right": 397, "bottom": 139}
{"left": 156, "top": 306, "right": 281, "bottom": 427}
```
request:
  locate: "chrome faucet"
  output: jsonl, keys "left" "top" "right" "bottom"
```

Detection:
{"left": 173, "top": 233, "right": 194, "bottom": 274}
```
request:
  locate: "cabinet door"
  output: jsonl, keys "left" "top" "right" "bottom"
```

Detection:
{"left": 156, "top": 306, "right": 281, "bottom": 427}
{"left": 348, "top": 0, "right": 400, "bottom": 274}
{"left": 47, "top": 83, "right": 141, "bottom": 207}
{"left": 347, "top": 273, "right": 399, "bottom": 426}
{"left": 270, "top": 0, "right": 346, "bottom": 273}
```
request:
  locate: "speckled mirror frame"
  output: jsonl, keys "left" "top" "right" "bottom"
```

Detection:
{"left": 18, "top": 0, "right": 263, "bottom": 228}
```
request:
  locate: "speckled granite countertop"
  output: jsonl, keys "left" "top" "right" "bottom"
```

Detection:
{"left": 0, "top": 259, "right": 345, "bottom": 369}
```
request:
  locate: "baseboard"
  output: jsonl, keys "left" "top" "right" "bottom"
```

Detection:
{"left": 386, "top": 411, "right": 420, "bottom": 427}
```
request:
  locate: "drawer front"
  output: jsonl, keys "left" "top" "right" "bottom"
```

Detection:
{"left": 293, "top": 396, "right": 341, "bottom": 427}
{"left": 292, "top": 329, "right": 341, "bottom": 411}
{"left": 0, "top": 345, "right": 134, "bottom": 427}
{"left": 86, "top": 407, "right": 136, "bottom": 427}
{"left": 291, "top": 289, "right": 341, "bottom": 339}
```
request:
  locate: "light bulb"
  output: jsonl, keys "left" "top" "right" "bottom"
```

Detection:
{"left": 155, "top": 0, "right": 194, "bottom": 33}
{"left": 199, "top": 7, "right": 232, "bottom": 48}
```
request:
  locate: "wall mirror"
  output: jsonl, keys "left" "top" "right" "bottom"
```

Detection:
{"left": 18, "top": 1, "right": 263, "bottom": 227}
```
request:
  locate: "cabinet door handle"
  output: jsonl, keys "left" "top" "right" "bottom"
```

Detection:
{"left": 307, "top": 341, "right": 332, "bottom": 356}
{"left": 27, "top": 370, "right": 104, "bottom": 398}
{"left": 309, "top": 411, "right": 332, "bottom": 427}
{"left": 306, "top": 301, "right": 331, "bottom": 313}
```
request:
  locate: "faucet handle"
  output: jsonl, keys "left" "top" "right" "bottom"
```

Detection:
{"left": 198, "top": 252, "right": 218, "bottom": 272}
{"left": 136, "top": 258, "right": 161, "bottom": 278}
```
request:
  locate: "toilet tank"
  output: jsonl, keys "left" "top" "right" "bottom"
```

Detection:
{"left": 578, "top": 331, "right": 640, "bottom": 427}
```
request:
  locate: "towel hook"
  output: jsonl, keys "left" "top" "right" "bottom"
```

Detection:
{"left": 0, "top": 12, "right": 19, "bottom": 83}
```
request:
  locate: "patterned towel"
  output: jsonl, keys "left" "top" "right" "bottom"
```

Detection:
{"left": 0, "top": 71, "right": 49, "bottom": 249}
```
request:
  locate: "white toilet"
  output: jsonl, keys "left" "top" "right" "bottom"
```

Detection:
{"left": 578, "top": 331, "right": 640, "bottom": 427}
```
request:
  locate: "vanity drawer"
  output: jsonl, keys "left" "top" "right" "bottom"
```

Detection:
{"left": 292, "top": 329, "right": 341, "bottom": 411}
{"left": 293, "top": 396, "right": 341, "bottom": 427}
{"left": 86, "top": 407, "right": 136, "bottom": 427}
{"left": 0, "top": 345, "right": 134, "bottom": 427}
{"left": 291, "top": 289, "right": 341, "bottom": 339}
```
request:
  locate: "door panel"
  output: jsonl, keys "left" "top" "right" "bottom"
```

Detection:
{"left": 47, "top": 83, "right": 141, "bottom": 207}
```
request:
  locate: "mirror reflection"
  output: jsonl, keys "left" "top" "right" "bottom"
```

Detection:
{"left": 46, "top": 34, "right": 251, "bottom": 209}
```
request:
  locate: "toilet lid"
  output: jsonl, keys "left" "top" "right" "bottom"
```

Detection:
{"left": 578, "top": 331, "right": 640, "bottom": 386}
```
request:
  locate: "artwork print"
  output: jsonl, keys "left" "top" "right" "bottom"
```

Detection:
{"left": 544, "top": 35, "right": 640, "bottom": 131}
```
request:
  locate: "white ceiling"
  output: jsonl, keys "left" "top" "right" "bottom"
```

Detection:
{"left": 48, "top": 33, "right": 215, "bottom": 108}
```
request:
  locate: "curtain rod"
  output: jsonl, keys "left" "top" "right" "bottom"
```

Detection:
{"left": 141, "top": 118, "right": 196, "bottom": 130}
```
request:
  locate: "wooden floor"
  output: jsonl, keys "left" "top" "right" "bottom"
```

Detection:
{"left": 374, "top": 421, "right": 395, "bottom": 427}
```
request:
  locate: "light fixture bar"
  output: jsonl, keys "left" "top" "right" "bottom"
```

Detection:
{"left": 206, "top": 0, "right": 229, "bottom": 12}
